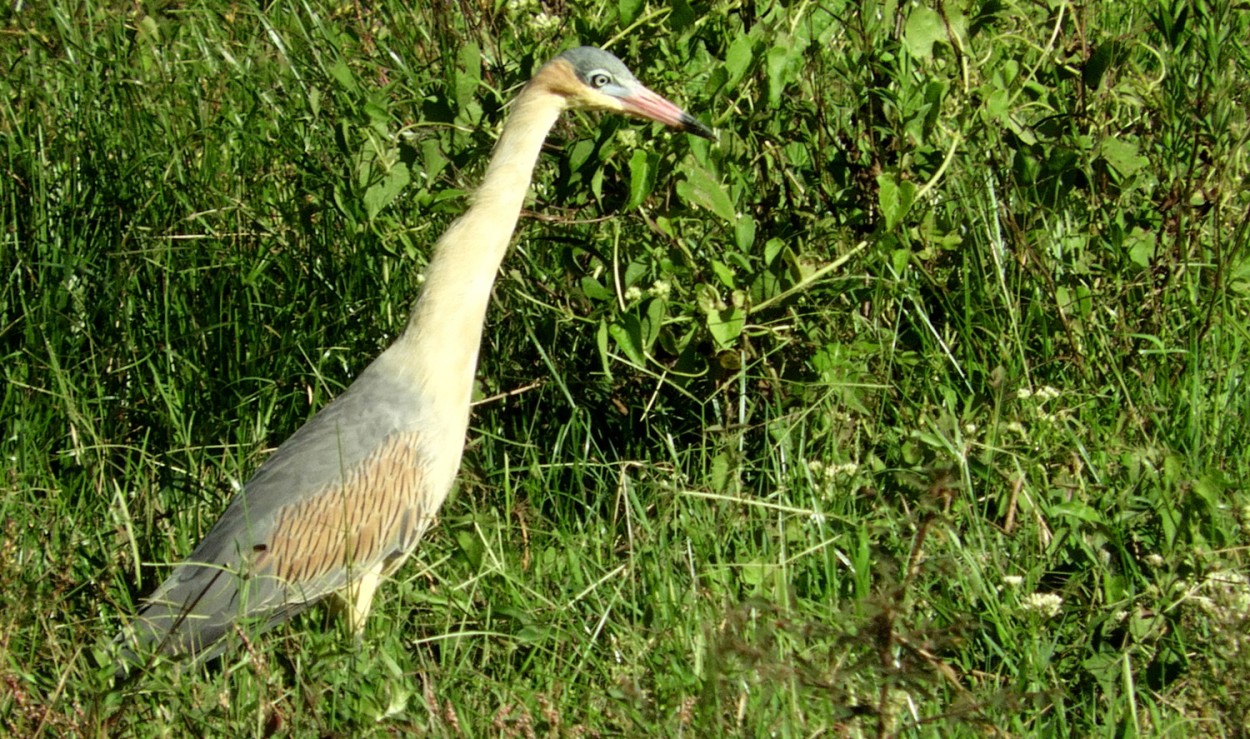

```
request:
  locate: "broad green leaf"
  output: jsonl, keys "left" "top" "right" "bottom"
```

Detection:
{"left": 608, "top": 316, "right": 647, "bottom": 367}
{"left": 627, "top": 149, "right": 655, "bottom": 209}
{"left": 363, "top": 99, "right": 389, "bottom": 131}
{"left": 750, "top": 267, "right": 781, "bottom": 305}
{"left": 877, "top": 174, "right": 916, "bottom": 231}
{"left": 421, "top": 138, "right": 448, "bottom": 182}
{"left": 580, "top": 275, "right": 611, "bottom": 301}
{"left": 710, "top": 259, "right": 736, "bottom": 289}
{"left": 1082, "top": 651, "right": 1120, "bottom": 694}
{"left": 617, "top": 0, "right": 643, "bottom": 25}
{"left": 1125, "top": 227, "right": 1156, "bottom": 269}
{"left": 642, "top": 298, "right": 665, "bottom": 350}
{"left": 328, "top": 59, "right": 356, "bottom": 92}
{"left": 726, "top": 251, "right": 752, "bottom": 273}
{"left": 308, "top": 87, "right": 321, "bottom": 118}
{"left": 1052, "top": 502, "right": 1105, "bottom": 525}
{"left": 739, "top": 563, "right": 772, "bottom": 587}
{"left": 1099, "top": 136, "right": 1148, "bottom": 179}
{"left": 1195, "top": 470, "right": 1231, "bottom": 510}
{"left": 454, "top": 529, "right": 483, "bottom": 569}
{"left": 891, "top": 248, "right": 910, "bottom": 276}
{"left": 591, "top": 166, "right": 604, "bottom": 202}
{"left": 676, "top": 166, "right": 736, "bottom": 223}
{"left": 735, "top": 214, "right": 756, "bottom": 252}
{"left": 994, "top": 59, "right": 1020, "bottom": 88}
{"left": 1071, "top": 284, "right": 1093, "bottom": 318}
{"left": 920, "top": 80, "right": 947, "bottom": 136}
{"left": 725, "top": 33, "right": 754, "bottom": 88}
{"left": 653, "top": 215, "right": 674, "bottom": 237}
{"left": 137, "top": 14, "right": 160, "bottom": 42}
{"left": 364, "top": 161, "right": 410, "bottom": 220}
{"left": 763, "top": 237, "right": 784, "bottom": 265}
{"left": 809, "top": 3, "right": 840, "bottom": 45}
{"left": 986, "top": 88, "right": 1010, "bottom": 122}
{"left": 669, "top": 0, "right": 695, "bottom": 30}
{"left": 623, "top": 259, "right": 647, "bottom": 288}
{"left": 903, "top": 7, "right": 945, "bottom": 60}
{"left": 707, "top": 305, "right": 744, "bottom": 349}
{"left": 1228, "top": 254, "right": 1250, "bottom": 295}
{"left": 765, "top": 41, "right": 794, "bottom": 109}
{"left": 568, "top": 139, "right": 595, "bottom": 173}
{"left": 454, "top": 42, "right": 481, "bottom": 113}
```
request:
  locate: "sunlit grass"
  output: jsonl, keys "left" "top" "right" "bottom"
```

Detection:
{"left": 2, "top": 0, "right": 1248, "bottom": 735}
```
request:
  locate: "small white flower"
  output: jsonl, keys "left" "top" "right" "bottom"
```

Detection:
{"left": 1145, "top": 553, "right": 1165, "bottom": 568}
{"left": 622, "top": 285, "right": 643, "bottom": 302}
{"left": 1198, "top": 570, "right": 1250, "bottom": 621}
{"left": 1003, "top": 575, "right": 1024, "bottom": 588}
{"left": 530, "top": 11, "right": 560, "bottom": 32}
{"left": 1016, "top": 388, "right": 1033, "bottom": 399}
{"left": 649, "top": 279, "right": 671, "bottom": 299}
{"left": 1023, "top": 592, "right": 1063, "bottom": 618}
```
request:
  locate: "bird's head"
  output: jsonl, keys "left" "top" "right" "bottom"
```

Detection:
{"left": 537, "top": 46, "right": 715, "bottom": 140}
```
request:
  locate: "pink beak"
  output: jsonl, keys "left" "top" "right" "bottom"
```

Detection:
{"left": 619, "top": 86, "right": 715, "bottom": 139}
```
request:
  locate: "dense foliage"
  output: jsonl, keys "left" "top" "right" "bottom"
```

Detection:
{"left": 2, "top": 0, "right": 1248, "bottom": 734}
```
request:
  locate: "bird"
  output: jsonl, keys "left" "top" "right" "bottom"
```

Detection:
{"left": 114, "top": 46, "right": 713, "bottom": 669}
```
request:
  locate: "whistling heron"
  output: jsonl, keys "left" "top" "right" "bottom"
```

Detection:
{"left": 115, "top": 46, "right": 712, "bottom": 667}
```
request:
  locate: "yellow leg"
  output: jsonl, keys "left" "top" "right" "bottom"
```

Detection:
{"left": 333, "top": 560, "right": 385, "bottom": 635}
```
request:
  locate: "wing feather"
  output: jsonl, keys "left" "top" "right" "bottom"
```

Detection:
{"left": 119, "top": 359, "right": 446, "bottom": 662}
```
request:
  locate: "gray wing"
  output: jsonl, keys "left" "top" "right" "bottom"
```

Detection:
{"left": 119, "top": 360, "right": 440, "bottom": 661}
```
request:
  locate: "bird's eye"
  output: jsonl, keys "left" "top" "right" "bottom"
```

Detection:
{"left": 588, "top": 71, "right": 612, "bottom": 88}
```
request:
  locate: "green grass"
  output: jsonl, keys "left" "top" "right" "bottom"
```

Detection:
{"left": 3, "top": 0, "right": 1249, "bottom": 734}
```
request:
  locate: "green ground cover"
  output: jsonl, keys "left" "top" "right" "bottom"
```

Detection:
{"left": 2, "top": 0, "right": 1248, "bottom": 734}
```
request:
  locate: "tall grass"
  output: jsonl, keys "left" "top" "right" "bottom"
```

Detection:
{"left": 2, "top": 0, "right": 1248, "bottom": 734}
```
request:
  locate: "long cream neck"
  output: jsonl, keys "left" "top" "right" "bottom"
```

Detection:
{"left": 386, "top": 82, "right": 566, "bottom": 413}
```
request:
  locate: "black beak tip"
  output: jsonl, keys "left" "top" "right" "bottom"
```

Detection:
{"left": 681, "top": 112, "right": 717, "bottom": 141}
